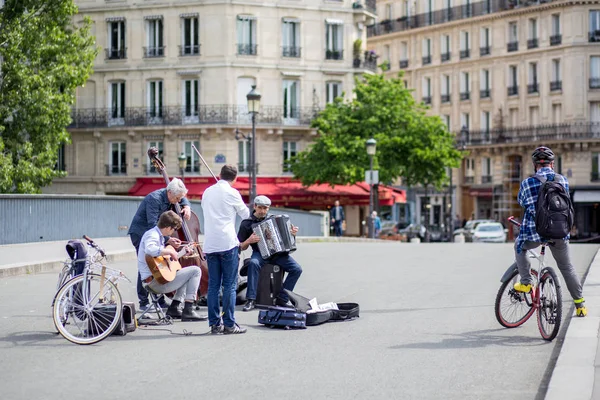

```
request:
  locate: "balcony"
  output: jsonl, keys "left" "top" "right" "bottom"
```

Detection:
{"left": 399, "top": 59, "right": 409, "bottom": 69}
{"left": 481, "top": 175, "right": 492, "bottom": 184}
{"left": 238, "top": 43, "right": 258, "bottom": 55}
{"left": 441, "top": 94, "right": 451, "bottom": 103}
{"left": 480, "top": 46, "right": 491, "bottom": 56}
{"left": 422, "top": 96, "right": 432, "bottom": 105}
{"left": 550, "top": 80, "right": 562, "bottom": 92}
{"left": 589, "top": 30, "right": 600, "bottom": 43}
{"left": 68, "top": 105, "right": 321, "bottom": 129}
{"left": 590, "top": 78, "right": 600, "bottom": 89}
{"left": 105, "top": 164, "right": 127, "bottom": 176}
{"left": 366, "top": 0, "right": 561, "bottom": 38}
{"left": 179, "top": 44, "right": 200, "bottom": 56}
{"left": 354, "top": 53, "right": 378, "bottom": 72}
{"left": 507, "top": 42, "right": 518, "bottom": 52}
{"left": 326, "top": 49, "right": 344, "bottom": 60}
{"left": 527, "top": 38, "right": 538, "bottom": 49}
{"left": 507, "top": 86, "right": 518, "bottom": 96}
{"left": 550, "top": 34, "right": 562, "bottom": 46}
{"left": 527, "top": 83, "right": 539, "bottom": 94}
{"left": 464, "top": 176, "right": 475, "bottom": 184}
{"left": 422, "top": 55, "right": 431, "bottom": 65}
{"left": 592, "top": 172, "right": 600, "bottom": 182}
{"left": 441, "top": 52, "right": 451, "bottom": 62}
{"left": 480, "top": 89, "right": 491, "bottom": 99}
{"left": 460, "top": 92, "right": 470, "bottom": 101}
{"left": 460, "top": 49, "right": 470, "bottom": 59}
{"left": 282, "top": 46, "right": 301, "bottom": 58}
{"left": 143, "top": 46, "right": 165, "bottom": 58}
{"left": 456, "top": 122, "right": 600, "bottom": 147}
{"left": 105, "top": 48, "right": 127, "bottom": 60}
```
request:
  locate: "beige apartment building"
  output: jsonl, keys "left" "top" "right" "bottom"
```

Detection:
{"left": 47, "top": 0, "right": 379, "bottom": 235}
{"left": 368, "top": 0, "right": 600, "bottom": 239}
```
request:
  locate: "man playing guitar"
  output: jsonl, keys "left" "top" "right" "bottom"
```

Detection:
{"left": 138, "top": 210, "right": 207, "bottom": 321}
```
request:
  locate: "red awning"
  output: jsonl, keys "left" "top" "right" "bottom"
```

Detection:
{"left": 129, "top": 176, "right": 406, "bottom": 208}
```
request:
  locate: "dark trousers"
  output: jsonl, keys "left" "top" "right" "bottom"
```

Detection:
{"left": 246, "top": 252, "right": 302, "bottom": 302}
{"left": 206, "top": 246, "right": 239, "bottom": 328}
{"left": 333, "top": 221, "right": 343, "bottom": 237}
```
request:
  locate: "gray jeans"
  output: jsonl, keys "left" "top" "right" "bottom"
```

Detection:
{"left": 144, "top": 266, "right": 201, "bottom": 303}
{"left": 515, "top": 240, "right": 583, "bottom": 300}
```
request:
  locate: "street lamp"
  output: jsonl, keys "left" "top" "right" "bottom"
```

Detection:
{"left": 178, "top": 152, "right": 188, "bottom": 178}
{"left": 246, "top": 85, "right": 261, "bottom": 206}
{"left": 366, "top": 138, "right": 377, "bottom": 239}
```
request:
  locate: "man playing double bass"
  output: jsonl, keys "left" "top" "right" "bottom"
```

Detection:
{"left": 128, "top": 177, "right": 191, "bottom": 312}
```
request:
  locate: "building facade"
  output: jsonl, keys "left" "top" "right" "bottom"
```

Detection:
{"left": 368, "top": 0, "right": 600, "bottom": 239}
{"left": 48, "top": 0, "right": 379, "bottom": 235}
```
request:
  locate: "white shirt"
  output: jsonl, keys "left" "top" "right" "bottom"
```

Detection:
{"left": 201, "top": 180, "right": 250, "bottom": 253}
{"left": 138, "top": 226, "right": 164, "bottom": 280}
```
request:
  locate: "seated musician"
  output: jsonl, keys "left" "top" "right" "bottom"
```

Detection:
{"left": 237, "top": 195, "right": 303, "bottom": 311}
{"left": 138, "top": 210, "right": 207, "bottom": 321}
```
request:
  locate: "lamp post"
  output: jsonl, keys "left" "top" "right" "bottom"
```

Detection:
{"left": 178, "top": 152, "right": 188, "bottom": 179}
{"left": 246, "top": 85, "right": 261, "bottom": 206}
{"left": 449, "top": 125, "right": 468, "bottom": 240}
{"left": 366, "top": 138, "right": 377, "bottom": 239}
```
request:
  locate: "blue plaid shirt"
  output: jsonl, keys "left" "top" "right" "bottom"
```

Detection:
{"left": 516, "top": 167, "right": 569, "bottom": 253}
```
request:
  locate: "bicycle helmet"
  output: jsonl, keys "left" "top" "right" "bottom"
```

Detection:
{"left": 531, "top": 146, "right": 555, "bottom": 164}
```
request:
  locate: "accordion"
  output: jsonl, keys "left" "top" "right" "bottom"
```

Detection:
{"left": 252, "top": 215, "right": 297, "bottom": 259}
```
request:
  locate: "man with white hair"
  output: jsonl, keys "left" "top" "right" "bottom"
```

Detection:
{"left": 128, "top": 177, "right": 192, "bottom": 312}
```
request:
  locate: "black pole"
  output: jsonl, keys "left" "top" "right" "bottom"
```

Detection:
{"left": 369, "top": 155, "right": 374, "bottom": 239}
{"left": 250, "top": 112, "right": 257, "bottom": 206}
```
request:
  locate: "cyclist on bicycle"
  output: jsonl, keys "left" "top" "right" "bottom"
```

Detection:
{"left": 513, "top": 146, "right": 587, "bottom": 317}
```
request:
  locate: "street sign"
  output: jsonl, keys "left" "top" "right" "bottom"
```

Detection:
{"left": 365, "top": 170, "right": 379, "bottom": 184}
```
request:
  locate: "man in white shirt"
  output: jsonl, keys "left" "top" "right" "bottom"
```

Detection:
{"left": 138, "top": 210, "right": 206, "bottom": 321}
{"left": 202, "top": 165, "right": 250, "bottom": 334}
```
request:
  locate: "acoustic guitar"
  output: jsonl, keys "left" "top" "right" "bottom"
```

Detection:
{"left": 145, "top": 245, "right": 191, "bottom": 285}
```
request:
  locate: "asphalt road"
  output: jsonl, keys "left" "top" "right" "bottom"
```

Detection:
{"left": 0, "top": 242, "right": 597, "bottom": 400}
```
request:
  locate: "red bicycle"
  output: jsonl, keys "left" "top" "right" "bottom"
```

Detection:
{"left": 494, "top": 217, "right": 562, "bottom": 341}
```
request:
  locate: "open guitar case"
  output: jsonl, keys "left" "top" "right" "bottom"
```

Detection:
{"left": 283, "top": 289, "right": 360, "bottom": 326}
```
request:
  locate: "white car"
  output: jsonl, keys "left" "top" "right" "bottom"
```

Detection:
{"left": 472, "top": 222, "right": 507, "bottom": 243}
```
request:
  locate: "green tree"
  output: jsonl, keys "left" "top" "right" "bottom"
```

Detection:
{"left": 290, "top": 73, "right": 462, "bottom": 189}
{"left": 0, "top": 0, "right": 96, "bottom": 193}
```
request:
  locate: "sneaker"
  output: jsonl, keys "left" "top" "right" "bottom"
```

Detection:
{"left": 513, "top": 282, "right": 532, "bottom": 293}
{"left": 223, "top": 323, "right": 247, "bottom": 335}
{"left": 137, "top": 304, "right": 152, "bottom": 313}
{"left": 243, "top": 299, "right": 256, "bottom": 312}
{"left": 275, "top": 298, "right": 293, "bottom": 308}
{"left": 575, "top": 298, "right": 587, "bottom": 317}
{"left": 210, "top": 324, "right": 224, "bottom": 335}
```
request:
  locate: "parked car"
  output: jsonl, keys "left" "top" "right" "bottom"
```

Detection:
{"left": 453, "top": 219, "right": 495, "bottom": 242}
{"left": 471, "top": 222, "right": 507, "bottom": 243}
{"left": 398, "top": 223, "right": 428, "bottom": 242}
{"left": 428, "top": 225, "right": 449, "bottom": 242}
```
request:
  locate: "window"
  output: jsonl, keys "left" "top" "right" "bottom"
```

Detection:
{"left": 593, "top": 152, "right": 600, "bottom": 181}
{"left": 460, "top": 71, "right": 470, "bottom": 99}
{"left": 480, "top": 27, "right": 491, "bottom": 55}
{"left": 529, "top": 106, "right": 539, "bottom": 125}
{"left": 552, "top": 104, "right": 562, "bottom": 124}
{"left": 182, "top": 79, "right": 199, "bottom": 120}
{"left": 480, "top": 69, "right": 490, "bottom": 98}
{"left": 403, "top": 0, "right": 409, "bottom": 17}
{"left": 325, "top": 21, "right": 343, "bottom": 60}
{"left": 181, "top": 16, "right": 199, "bottom": 55}
{"left": 460, "top": 31, "right": 470, "bottom": 58}
{"left": 237, "top": 15, "right": 257, "bottom": 55}
{"left": 282, "top": 18, "right": 300, "bottom": 57}
{"left": 108, "top": 81, "right": 125, "bottom": 120}
{"left": 591, "top": 57, "right": 600, "bottom": 88}
{"left": 145, "top": 17, "right": 164, "bottom": 57}
{"left": 326, "top": 81, "right": 342, "bottom": 104}
{"left": 400, "top": 41, "right": 408, "bottom": 61}
{"left": 283, "top": 79, "right": 299, "bottom": 121}
{"left": 481, "top": 157, "right": 492, "bottom": 180}
{"left": 55, "top": 144, "right": 66, "bottom": 172}
{"left": 552, "top": 14, "right": 561, "bottom": 35}
{"left": 441, "top": 34, "right": 450, "bottom": 60}
{"left": 508, "top": 22, "right": 518, "bottom": 51}
{"left": 238, "top": 140, "right": 251, "bottom": 172}
{"left": 422, "top": 77, "right": 431, "bottom": 103}
{"left": 550, "top": 59, "right": 561, "bottom": 91}
{"left": 443, "top": 114, "right": 451, "bottom": 129}
{"left": 590, "top": 11, "right": 600, "bottom": 33}
{"left": 283, "top": 141, "right": 297, "bottom": 173}
{"left": 529, "top": 19, "right": 538, "bottom": 39}
{"left": 508, "top": 65, "right": 518, "bottom": 95}
{"left": 509, "top": 108, "right": 518, "bottom": 127}
{"left": 384, "top": 44, "right": 391, "bottom": 64}
{"left": 147, "top": 141, "right": 163, "bottom": 174}
{"left": 528, "top": 62, "right": 538, "bottom": 93}
{"left": 441, "top": 75, "right": 450, "bottom": 101}
{"left": 109, "top": 142, "right": 126, "bottom": 175}
{"left": 556, "top": 155, "right": 563, "bottom": 175}
{"left": 461, "top": 112, "right": 470, "bottom": 130}
{"left": 107, "top": 20, "right": 126, "bottom": 59}
{"left": 422, "top": 38, "right": 431, "bottom": 64}
{"left": 590, "top": 102, "right": 600, "bottom": 122}
{"left": 424, "top": 0, "right": 433, "bottom": 24}
{"left": 183, "top": 140, "right": 200, "bottom": 174}
{"left": 147, "top": 80, "right": 163, "bottom": 119}
{"left": 480, "top": 111, "right": 491, "bottom": 132}
{"left": 386, "top": 3, "right": 393, "bottom": 20}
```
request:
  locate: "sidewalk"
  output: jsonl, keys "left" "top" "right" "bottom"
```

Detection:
{"left": 0, "top": 235, "right": 382, "bottom": 278}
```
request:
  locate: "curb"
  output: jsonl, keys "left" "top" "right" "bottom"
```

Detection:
{"left": 0, "top": 237, "right": 386, "bottom": 279}
{"left": 544, "top": 248, "right": 600, "bottom": 400}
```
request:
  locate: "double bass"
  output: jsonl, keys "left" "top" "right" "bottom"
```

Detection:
{"left": 147, "top": 147, "right": 209, "bottom": 300}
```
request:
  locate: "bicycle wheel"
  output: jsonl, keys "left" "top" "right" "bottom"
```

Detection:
{"left": 537, "top": 267, "right": 562, "bottom": 341}
{"left": 53, "top": 273, "right": 123, "bottom": 345}
{"left": 495, "top": 269, "right": 537, "bottom": 328}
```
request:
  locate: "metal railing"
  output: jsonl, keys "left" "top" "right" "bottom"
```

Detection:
{"left": 507, "top": 86, "right": 518, "bottom": 96}
{"left": 238, "top": 43, "right": 258, "bottom": 55}
{"left": 179, "top": 45, "right": 200, "bottom": 56}
{"left": 282, "top": 46, "right": 301, "bottom": 58}
{"left": 143, "top": 46, "right": 165, "bottom": 58}
{"left": 589, "top": 30, "right": 600, "bottom": 43}
{"left": 68, "top": 105, "right": 321, "bottom": 129}
{"left": 460, "top": 49, "right": 470, "bottom": 59}
{"left": 105, "top": 48, "right": 127, "bottom": 60}
{"left": 481, "top": 175, "right": 493, "bottom": 184}
{"left": 326, "top": 49, "right": 344, "bottom": 60}
{"left": 507, "top": 42, "right": 518, "bottom": 52}
{"left": 460, "top": 92, "right": 470, "bottom": 101}
{"left": 367, "top": 0, "right": 558, "bottom": 37}
{"left": 456, "top": 122, "right": 600, "bottom": 147}
{"left": 441, "top": 94, "right": 451, "bottom": 103}
{"left": 399, "top": 59, "right": 409, "bottom": 68}
{"left": 590, "top": 78, "right": 600, "bottom": 89}
{"left": 422, "top": 96, "right": 432, "bottom": 105}
{"left": 527, "top": 82, "right": 539, "bottom": 94}
{"left": 480, "top": 46, "right": 491, "bottom": 56}
{"left": 527, "top": 38, "right": 538, "bottom": 49}
{"left": 441, "top": 52, "right": 451, "bottom": 62}
{"left": 550, "top": 80, "right": 562, "bottom": 91}
{"left": 550, "top": 34, "right": 562, "bottom": 46}
{"left": 422, "top": 55, "right": 431, "bottom": 65}
{"left": 480, "top": 89, "right": 491, "bottom": 98}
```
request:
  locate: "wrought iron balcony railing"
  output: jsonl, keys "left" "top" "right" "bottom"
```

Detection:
{"left": 550, "top": 34, "right": 562, "bottom": 46}
{"left": 441, "top": 52, "right": 451, "bottom": 62}
{"left": 589, "top": 30, "right": 600, "bottom": 43}
{"left": 464, "top": 176, "right": 475, "bottom": 184}
{"left": 326, "top": 49, "right": 344, "bottom": 60}
{"left": 527, "top": 82, "right": 539, "bottom": 94}
{"left": 399, "top": 59, "right": 409, "bottom": 69}
{"left": 422, "top": 55, "right": 431, "bottom": 65}
{"left": 507, "top": 86, "right": 518, "bottom": 96}
{"left": 105, "top": 164, "right": 127, "bottom": 176}
{"left": 143, "top": 46, "right": 165, "bottom": 58}
{"left": 238, "top": 43, "right": 258, "bottom": 55}
{"left": 367, "top": 0, "right": 559, "bottom": 38}
{"left": 592, "top": 172, "right": 600, "bottom": 182}
{"left": 105, "top": 48, "right": 127, "bottom": 60}
{"left": 460, "top": 49, "right": 470, "bottom": 59}
{"left": 590, "top": 78, "right": 600, "bottom": 89}
{"left": 481, "top": 175, "right": 493, "bottom": 184}
{"left": 68, "top": 105, "right": 321, "bottom": 129}
{"left": 527, "top": 38, "right": 538, "bottom": 49}
{"left": 507, "top": 42, "right": 518, "bottom": 52}
{"left": 282, "top": 46, "right": 301, "bottom": 58}
{"left": 179, "top": 44, "right": 200, "bottom": 56}
{"left": 441, "top": 94, "right": 451, "bottom": 103}
{"left": 460, "top": 92, "right": 470, "bottom": 101}
{"left": 480, "top": 89, "right": 491, "bottom": 98}
{"left": 550, "top": 80, "right": 562, "bottom": 91}
{"left": 456, "top": 122, "right": 600, "bottom": 147}
{"left": 480, "top": 46, "right": 491, "bottom": 56}
{"left": 422, "top": 96, "right": 432, "bottom": 105}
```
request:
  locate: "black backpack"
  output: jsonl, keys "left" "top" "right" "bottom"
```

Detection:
{"left": 534, "top": 174, "right": 574, "bottom": 239}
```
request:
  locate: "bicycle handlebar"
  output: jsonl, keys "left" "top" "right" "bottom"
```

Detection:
{"left": 83, "top": 235, "right": 106, "bottom": 258}
{"left": 507, "top": 216, "right": 521, "bottom": 227}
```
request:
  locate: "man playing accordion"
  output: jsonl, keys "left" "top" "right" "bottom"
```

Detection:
{"left": 237, "top": 195, "right": 303, "bottom": 311}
